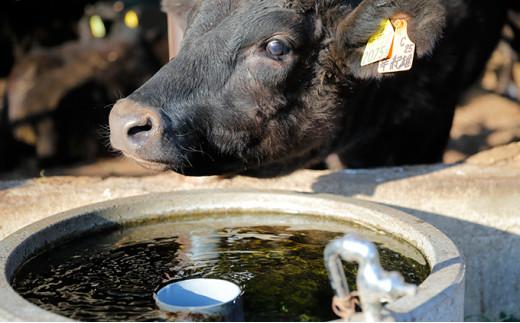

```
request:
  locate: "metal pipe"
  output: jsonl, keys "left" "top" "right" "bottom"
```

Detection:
{"left": 324, "top": 234, "right": 417, "bottom": 322}
{"left": 324, "top": 238, "right": 351, "bottom": 299}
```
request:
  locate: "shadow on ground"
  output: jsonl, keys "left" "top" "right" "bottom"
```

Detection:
{"left": 0, "top": 179, "right": 27, "bottom": 191}
{"left": 311, "top": 163, "right": 456, "bottom": 197}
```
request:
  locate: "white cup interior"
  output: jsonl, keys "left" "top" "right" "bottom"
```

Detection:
{"left": 156, "top": 278, "right": 241, "bottom": 308}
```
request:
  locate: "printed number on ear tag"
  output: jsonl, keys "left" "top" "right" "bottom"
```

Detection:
{"left": 361, "top": 19, "right": 395, "bottom": 67}
{"left": 378, "top": 19, "right": 416, "bottom": 73}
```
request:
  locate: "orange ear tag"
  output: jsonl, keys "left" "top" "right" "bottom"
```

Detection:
{"left": 360, "top": 19, "right": 395, "bottom": 67}
{"left": 378, "top": 19, "right": 415, "bottom": 73}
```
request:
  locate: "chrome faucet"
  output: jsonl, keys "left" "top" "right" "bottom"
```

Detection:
{"left": 324, "top": 234, "right": 417, "bottom": 321}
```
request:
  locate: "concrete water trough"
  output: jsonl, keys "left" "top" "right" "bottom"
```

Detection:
{"left": 0, "top": 190, "right": 464, "bottom": 321}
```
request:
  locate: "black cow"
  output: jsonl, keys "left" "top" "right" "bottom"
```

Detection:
{"left": 109, "top": 0, "right": 509, "bottom": 177}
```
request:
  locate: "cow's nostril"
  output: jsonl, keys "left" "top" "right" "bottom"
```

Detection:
{"left": 109, "top": 98, "right": 164, "bottom": 154}
{"left": 127, "top": 118, "right": 153, "bottom": 137}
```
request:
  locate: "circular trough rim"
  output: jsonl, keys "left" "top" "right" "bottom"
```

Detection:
{"left": 0, "top": 189, "right": 464, "bottom": 321}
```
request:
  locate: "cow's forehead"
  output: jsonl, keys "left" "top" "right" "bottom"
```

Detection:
{"left": 191, "top": 0, "right": 302, "bottom": 21}
{"left": 283, "top": 0, "right": 316, "bottom": 12}
{"left": 185, "top": 0, "right": 306, "bottom": 39}
{"left": 195, "top": 0, "right": 287, "bottom": 13}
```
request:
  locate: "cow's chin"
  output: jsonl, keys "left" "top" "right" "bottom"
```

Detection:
{"left": 239, "top": 148, "right": 331, "bottom": 178}
{"left": 239, "top": 160, "right": 312, "bottom": 178}
{"left": 122, "top": 153, "right": 171, "bottom": 172}
{"left": 124, "top": 155, "right": 289, "bottom": 178}
{"left": 123, "top": 146, "right": 327, "bottom": 178}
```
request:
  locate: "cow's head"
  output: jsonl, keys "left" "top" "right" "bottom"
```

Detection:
{"left": 109, "top": 0, "right": 445, "bottom": 177}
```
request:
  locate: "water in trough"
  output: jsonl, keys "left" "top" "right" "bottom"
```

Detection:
{"left": 12, "top": 212, "right": 429, "bottom": 321}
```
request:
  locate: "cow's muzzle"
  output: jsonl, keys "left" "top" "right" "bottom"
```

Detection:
{"left": 109, "top": 98, "right": 170, "bottom": 170}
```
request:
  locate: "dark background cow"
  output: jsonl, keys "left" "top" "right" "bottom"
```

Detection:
{"left": 0, "top": 0, "right": 167, "bottom": 174}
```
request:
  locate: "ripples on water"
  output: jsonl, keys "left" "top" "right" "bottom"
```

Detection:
{"left": 12, "top": 215, "right": 429, "bottom": 321}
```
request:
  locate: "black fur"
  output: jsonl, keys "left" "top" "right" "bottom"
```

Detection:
{"left": 112, "top": 0, "right": 508, "bottom": 177}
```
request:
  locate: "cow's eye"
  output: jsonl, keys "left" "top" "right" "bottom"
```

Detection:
{"left": 266, "top": 40, "right": 291, "bottom": 58}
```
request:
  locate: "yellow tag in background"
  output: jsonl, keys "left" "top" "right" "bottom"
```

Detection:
{"left": 360, "top": 19, "right": 395, "bottom": 67}
{"left": 378, "top": 19, "right": 416, "bottom": 73}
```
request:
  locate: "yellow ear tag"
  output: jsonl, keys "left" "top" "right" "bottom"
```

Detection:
{"left": 361, "top": 19, "right": 395, "bottom": 67}
{"left": 378, "top": 19, "right": 416, "bottom": 73}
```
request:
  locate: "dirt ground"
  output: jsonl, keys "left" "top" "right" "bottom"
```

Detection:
{"left": 445, "top": 88, "right": 520, "bottom": 163}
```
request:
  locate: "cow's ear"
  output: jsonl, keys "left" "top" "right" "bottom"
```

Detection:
{"left": 330, "top": 0, "right": 446, "bottom": 79}
{"left": 161, "top": 0, "right": 197, "bottom": 58}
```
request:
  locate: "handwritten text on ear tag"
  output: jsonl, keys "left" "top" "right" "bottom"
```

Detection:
{"left": 361, "top": 19, "right": 395, "bottom": 67}
{"left": 378, "top": 19, "right": 415, "bottom": 73}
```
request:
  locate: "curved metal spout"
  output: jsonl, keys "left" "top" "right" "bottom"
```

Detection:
{"left": 324, "top": 238, "right": 351, "bottom": 299}
{"left": 324, "top": 234, "right": 417, "bottom": 322}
